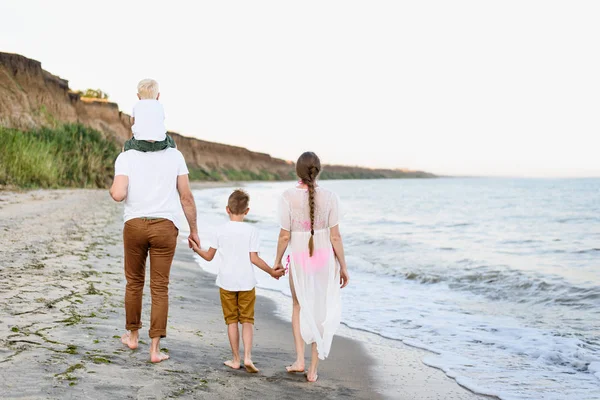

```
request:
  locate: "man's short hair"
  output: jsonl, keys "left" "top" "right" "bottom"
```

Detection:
{"left": 137, "top": 79, "right": 159, "bottom": 99}
{"left": 228, "top": 189, "right": 250, "bottom": 215}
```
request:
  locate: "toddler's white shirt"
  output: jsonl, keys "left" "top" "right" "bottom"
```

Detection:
{"left": 132, "top": 99, "right": 167, "bottom": 141}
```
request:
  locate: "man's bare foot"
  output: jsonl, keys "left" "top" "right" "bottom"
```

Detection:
{"left": 224, "top": 360, "right": 241, "bottom": 370}
{"left": 244, "top": 360, "right": 259, "bottom": 373}
{"left": 306, "top": 370, "right": 318, "bottom": 382}
{"left": 150, "top": 351, "right": 170, "bottom": 363}
{"left": 120, "top": 332, "right": 138, "bottom": 350}
{"left": 286, "top": 361, "right": 305, "bottom": 373}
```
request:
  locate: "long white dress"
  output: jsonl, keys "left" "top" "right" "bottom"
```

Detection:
{"left": 279, "top": 186, "right": 342, "bottom": 360}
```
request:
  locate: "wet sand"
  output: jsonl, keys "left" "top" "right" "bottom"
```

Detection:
{"left": 0, "top": 188, "right": 488, "bottom": 399}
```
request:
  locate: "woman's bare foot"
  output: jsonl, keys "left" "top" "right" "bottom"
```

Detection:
{"left": 120, "top": 332, "right": 138, "bottom": 350}
{"left": 286, "top": 361, "right": 305, "bottom": 373}
{"left": 306, "top": 370, "right": 318, "bottom": 382}
{"left": 244, "top": 360, "right": 259, "bottom": 373}
{"left": 150, "top": 351, "right": 170, "bottom": 363}
{"left": 224, "top": 359, "right": 241, "bottom": 370}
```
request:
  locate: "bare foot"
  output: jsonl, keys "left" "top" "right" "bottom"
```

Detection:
{"left": 286, "top": 361, "right": 305, "bottom": 373}
{"left": 120, "top": 332, "right": 138, "bottom": 350}
{"left": 306, "top": 371, "right": 318, "bottom": 382}
{"left": 150, "top": 351, "right": 170, "bottom": 363}
{"left": 224, "top": 360, "right": 241, "bottom": 370}
{"left": 244, "top": 360, "right": 259, "bottom": 373}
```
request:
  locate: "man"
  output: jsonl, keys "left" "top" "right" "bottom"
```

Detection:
{"left": 109, "top": 144, "right": 199, "bottom": 363}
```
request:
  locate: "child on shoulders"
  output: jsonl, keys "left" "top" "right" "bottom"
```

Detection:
{"left": 124, "top": 78, "right": 176, "bottom": 152}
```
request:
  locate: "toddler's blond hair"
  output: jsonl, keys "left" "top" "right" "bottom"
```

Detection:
{"left": 137, "top": 79, "right": 159, "bottom": 99}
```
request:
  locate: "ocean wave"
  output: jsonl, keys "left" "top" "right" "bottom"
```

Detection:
{"left": 574, "top": 248, "right": 600, "bottom": 254}
{"left": 500, "top": 239, "right": 543, "bottom": 245}
{"left": 371, "top": 218, "right": 414, "bottom": 226}
{"left": 446, "top": 222, "right": 472, "bottom": 228}
{"left": 348, "top": 257, "right": 600, "bottom": 309}
{"left": 556, "top": 217, "right": 598, "bottom": 224}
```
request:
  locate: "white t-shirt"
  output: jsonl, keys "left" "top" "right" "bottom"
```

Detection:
{"left": 132, "top": 99, "right": 167, "bottom": 141}
{"left": 211, "top": 221, "right": 260, "bottom": 292}
{"left": 114, "top": 148, "right": 189, "bottom": 229}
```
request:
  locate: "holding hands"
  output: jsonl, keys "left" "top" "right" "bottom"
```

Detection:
{"left": 188, "top": 232, "right": 201, "bottom": 250}
{"left": 189, "top": 235, "right": 286, "bottom": 280}
{"left": 271, "top": 264, "right": 286, "bottom": 280}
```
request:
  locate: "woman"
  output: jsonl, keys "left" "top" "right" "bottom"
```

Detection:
{"left": 274, "top": 151, "right": 350, "bottom": 382}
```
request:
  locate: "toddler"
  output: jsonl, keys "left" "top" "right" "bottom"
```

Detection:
{"left": 124, "top": 79, "right": 175, "bottom": 152}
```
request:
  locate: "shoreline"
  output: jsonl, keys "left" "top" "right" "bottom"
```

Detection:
{"left": 188, "top": 182, "right": 495, "bottom": 399}
{"left": 0, "top": 187, "right": 488, "bottom": 399}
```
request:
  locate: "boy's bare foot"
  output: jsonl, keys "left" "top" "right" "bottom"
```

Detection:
{"left": 150, "top": 351, "right": 170, "bottom": 363}
{"left": 120, "top": 332, "right": 138, "bottom": 350}
{"left": 286, "top": 361, "right": 305, "bottom": 373}
{"left": 244, "top": 360, "right": 259, "bottom": 373}
{"left": 224, "top": 360, "right": 241, "bottom": 370}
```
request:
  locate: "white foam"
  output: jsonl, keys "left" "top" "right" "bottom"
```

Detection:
{"left": 589, "top": 362, "right": 600, "bottom": 380}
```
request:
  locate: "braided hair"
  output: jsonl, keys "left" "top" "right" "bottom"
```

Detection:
{"left": 296, "top": 152, "right": 321, "bottom": 257}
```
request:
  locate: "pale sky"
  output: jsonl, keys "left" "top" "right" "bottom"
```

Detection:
{"left": 1, "top": 1, "right": 599, "bottom": 177}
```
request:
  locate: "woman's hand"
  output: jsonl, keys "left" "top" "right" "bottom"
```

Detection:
{"left": 340, "top": 268, "right": 350, "bottom": 289}
{"left": 274, "top": 261, "right": 285, "bottom": 273}
{"left": 271, "top": 266, "right": 286, "bottom": 279}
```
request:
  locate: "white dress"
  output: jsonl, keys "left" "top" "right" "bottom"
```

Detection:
{"left": 279, "top": 186, "right": 342, "bottom": 360}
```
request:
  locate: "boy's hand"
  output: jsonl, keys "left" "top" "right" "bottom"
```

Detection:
{"left": 271, "top": 266, "right": 286, "bottom": 279}
{"left": 188, "top": 237, "right": 201, "bottom": 252}
{"left": 188, "top": 233, "right": 201, "bottom": 249}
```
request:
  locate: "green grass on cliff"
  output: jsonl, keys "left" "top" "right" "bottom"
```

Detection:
{"left": 0, "top": 124, "right": 120, "bottom": 188}
{"left": 0, "top": 123, "right": 432, "bottom": 189}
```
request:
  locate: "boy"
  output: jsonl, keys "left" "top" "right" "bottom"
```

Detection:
{"left": 189, "top": 189, "right": 285, "bottom": 373}
{"left": 124, "top": 78, "right": 176, "bottom": 152}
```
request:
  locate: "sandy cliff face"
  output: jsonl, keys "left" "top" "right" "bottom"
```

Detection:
{"left": 0, "top": 52, "right": 131, "bottom": 142}
{"left": 0, "top": 52, "right": 295, "bottom": 177}
{"left": 0, "top": 52, "right": 433, "bottom": 179}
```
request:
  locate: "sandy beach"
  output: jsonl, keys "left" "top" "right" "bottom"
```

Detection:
{"left": 0, "top": 188, "right": 489, "bottom": 399}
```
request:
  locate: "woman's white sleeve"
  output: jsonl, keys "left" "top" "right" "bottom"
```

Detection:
{"left": 278, "top": 194, "right": 291, "bottom": 231}
{"left": 328, "top": 193, "right": 342, "bottom": 228}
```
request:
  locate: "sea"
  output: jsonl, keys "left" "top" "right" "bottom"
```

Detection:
{"left": 191, "top": 178, "right": 600, "bottom": 400}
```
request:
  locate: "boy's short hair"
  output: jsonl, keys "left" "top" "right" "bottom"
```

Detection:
{"left": 228, "top": 189, "right": 250, "bottom": 215}
{"left": 137, "top": 79, "right": 159, "bottom": 99}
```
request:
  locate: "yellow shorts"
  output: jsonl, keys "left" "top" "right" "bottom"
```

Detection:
{"left": 219, "top": 288, "right": 256, "bottom": 325}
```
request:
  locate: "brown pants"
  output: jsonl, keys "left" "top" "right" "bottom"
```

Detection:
{"left": 123, "top": 218, "right": 178, "bottom": 338}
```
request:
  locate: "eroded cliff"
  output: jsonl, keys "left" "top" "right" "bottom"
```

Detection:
{"left": 0, "top": 52, "right": 433, "bottom": 180}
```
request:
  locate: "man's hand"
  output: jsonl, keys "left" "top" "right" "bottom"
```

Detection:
{"left": 188, "top": 232, "right": 200, "bottom": 249}
{"left": 188, "top": 237, "right": 200, "bottom": 252}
